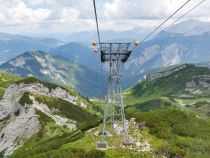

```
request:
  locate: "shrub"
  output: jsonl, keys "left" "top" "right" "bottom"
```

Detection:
{"left": 19, "top": 92, "right": 33, "bottom": 106}
{"left": 127, "top": 108, "right": 210, "bottom": 157}
{"left": 14, "top": 109, "right": 20, "bottom": 116}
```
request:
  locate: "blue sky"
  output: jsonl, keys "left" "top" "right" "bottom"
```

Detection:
{"left": 0, "top": 0, "right": 209, "bottom": 36}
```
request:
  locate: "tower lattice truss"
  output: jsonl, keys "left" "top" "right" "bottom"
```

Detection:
{"left": 96, "top": 42, "right": 134, "bottom": 150}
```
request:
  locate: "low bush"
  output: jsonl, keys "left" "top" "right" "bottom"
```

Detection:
{"left": 19, "top": 92, "right": 33, "bottom": 106}
{"left": 127, "top": 108, "right": 210, "bottom": 157}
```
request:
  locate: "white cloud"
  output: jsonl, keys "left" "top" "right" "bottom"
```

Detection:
{"left": 99, "top": 0, "right": 210, "bottom": 32}
{"left": 103, "top": 0, "right": 210, "bottom": 20}
{"left": 0, "top": 0, "right": 210, "bottom": 35}
{"left": 30, "top": 0, "right": 44, "bottom": 5}
{"left": 103, "top": 0, "right": 184, "bottom": 19}
{"left": 49, "top": 0, "right": 94, "bottom": 19}
{"left": 59, "top": 8, "right": 80, "bottom": 23}
{"left": 0, "top": 0, "right": 51, "bottom": 25}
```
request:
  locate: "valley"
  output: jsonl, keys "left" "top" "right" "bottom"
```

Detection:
{"left": 0, "top": 16, "right": 210, "bottom": 158}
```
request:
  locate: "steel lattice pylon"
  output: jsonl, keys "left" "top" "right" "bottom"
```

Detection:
{"left": 96, "top": 42, "right": 136, "bottom": 150}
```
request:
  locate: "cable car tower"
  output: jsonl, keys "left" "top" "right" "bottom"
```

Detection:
{"left": 92, "top": 0, "right": 140, "bottom": 150}
{"left": 91, "top": 0, "right": 205, "bottom": 151}
{"left": 92, "top": 41, "right": 140, "bottom": 150}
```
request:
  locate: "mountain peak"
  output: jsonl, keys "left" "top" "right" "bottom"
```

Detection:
{"left": 20, "top": 50, "right": 46, "bottom": 57}
{"left": 0, "top": 51, "right": 103, "bottom": 97}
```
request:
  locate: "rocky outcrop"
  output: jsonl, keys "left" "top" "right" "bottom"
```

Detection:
{"left": 0, "top": 107, "right": 40, "bottom": 156}
{"left": 174, "top": 74, "right": 210, "bottom": 98}
{"left": 144, "top": 64, "right": 187, "bottom": 81}
{"left": 0, "top": 83, "right": 78, "bottom": 120}
{"left": 0, "top": 83, "right": 79, "bottom": 157}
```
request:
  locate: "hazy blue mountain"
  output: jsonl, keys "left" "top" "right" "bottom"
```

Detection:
{"left": 50, "top": 42, "right": 101, "bottom": 72}
{"left": 0, "top": 51, "right": 103, "bottom": 97}
{"left": 0, "top": 32, "right": 63, "bottom": 64}
{"left": 196, "top": 61, "right": 210, "bottom": 68}
{"left": 122, "top": 20, "right": 210, "bottom": 88}
{"left": 50, "top": 20, "right": 210, "bottom": 89}
{"left": 1, "top": 20, "right": 210, "bottom": 91}
{"left": 67, "top": 27, "right": 152, "bottom": 42}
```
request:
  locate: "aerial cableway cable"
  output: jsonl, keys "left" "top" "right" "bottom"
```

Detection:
{"left": 93, "top": 0, "right": 101, "bottom": 44}
{"left": 141, "top": 0, "right": 191, "bottom": 42}
{"left": 92, "top": 0, "right": 105, "bottom": 96}
{"left": 163, "top": 0, "right": 207, "bottom": 31}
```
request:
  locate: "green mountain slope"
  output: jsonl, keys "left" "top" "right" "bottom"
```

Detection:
{"left": 0, "top": 73, "right": 154, "bottom": 158}
{"left": 10, "top": 95, "right": 103, "bottom": 158}
{"left": 0, "top": 74, "right": 102, "bottom": 157}
{"left": 126, "top": 109, "right": 210, "bottom": 158}
{"left": 2, "top": 64, "right": 210, "bottom": 158}
{"left": 126, "top": 64, "right": 210, "bottom": 104}
{"left": 124, "top": 64, "right": 210, "bottom": 157}
{"left": 125, "top": 64, "right": 210, "bottom": 120}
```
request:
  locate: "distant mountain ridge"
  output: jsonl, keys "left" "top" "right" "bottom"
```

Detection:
{"left": 50, "top": 42, "right": 100, "bottom": 72}
{"left": 0, "top": 51, "right": 103, "bottom": 97}
{"left": 0, "top": 32, "right": 63, "bottom": 64}
{"left": 1, "top": 20, "right": 210, "bottom": 92}
{"left": 123, "top": 21, "right": 210, "bottom": 87}
{"left": 67, "top": 27, "right": 152, "bottom": 42}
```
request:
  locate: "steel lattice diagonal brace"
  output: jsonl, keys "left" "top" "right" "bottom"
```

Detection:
{"left": 94, "top": 42, "right": 140, "bottom": 150}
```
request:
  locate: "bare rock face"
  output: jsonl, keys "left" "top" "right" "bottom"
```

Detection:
{"left": 0, "top": 83, "right": 79, "bottom": 157}
{"left": 173, "top": 74, "right": 210, "bottom": 98}
{"left": 50, "top": 87, "right": 77, "bottom": 104}
{"left": 31, "top": 96, "right": 76, "bottom": 130}
{"left": 0, "top": 107, "right": 40, "bottom": 156}
{"left": 0, "top": 85, "right": 22, "bottom": 120}
{"left": 144, "top": 64, "right": 187, "bottom": 81}
{"left": 0, "top": 83, "right": 78, "bottom": 120}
